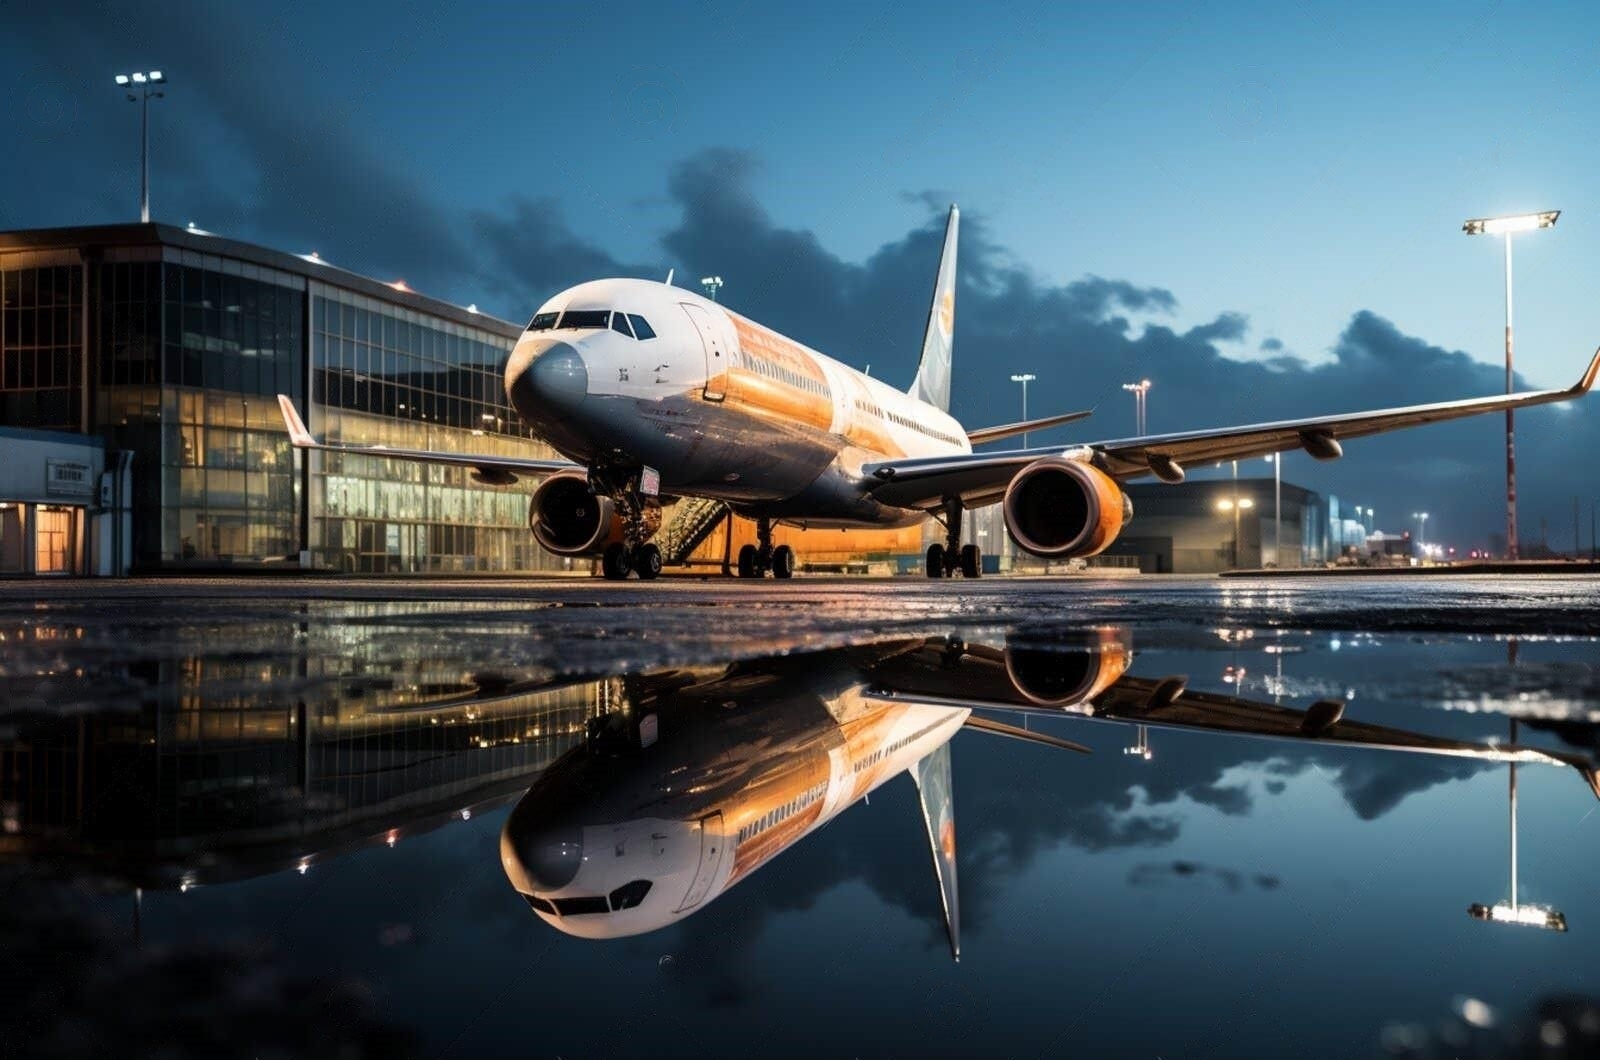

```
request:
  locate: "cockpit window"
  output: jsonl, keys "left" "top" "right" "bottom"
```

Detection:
{"left": 557, "top": 309, "right": 611, "bottom": 330}
{"left": 551, "top": 895, "right": 609, "bottom": 916}
{"left": 527, "top": 311, "right": 559, "bottom": 332}
{"left": 611, "top": 312, "right": 634, "bottom": 338}
{"left": 609, "top": 880, "right": 653, "bottom": 910}
{"left": 627, "top": 314, "right": 656, "bottom": 340}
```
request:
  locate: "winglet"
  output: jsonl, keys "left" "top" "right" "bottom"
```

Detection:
{"left": 277, "top": 394, "right": 315, "bottom": 448}
{"left": 1571, "top": 346, "right": 1600, "bottom": 395}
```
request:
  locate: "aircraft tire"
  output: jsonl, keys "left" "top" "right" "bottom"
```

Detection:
{"left": 960, "top": 544, "right": 982, "bottom": 579}
{"left": 602, "top": 542, "right": 632, "bottom": 580}
{"left": 635, "top": 543, "right": 663, "bottom": 580}
{"left": 737, "top": 544, "right": 758, "bottom": 579}
{"left": 925, "top": 544, "right": 946, "bottom": 578}
{"left": 771, "top": 545, "right": 795, "bottom": 579}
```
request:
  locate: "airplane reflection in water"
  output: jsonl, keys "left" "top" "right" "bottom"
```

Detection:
{"left": 500, "top": 634, "right": 1600, "bottom": 958}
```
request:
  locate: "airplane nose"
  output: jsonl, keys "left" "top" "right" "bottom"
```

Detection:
{"left": 501, "top": 805, "right": 584, "bottom": 891}
{"left": 509, "top": 340, "right": 587, "bottom": 414}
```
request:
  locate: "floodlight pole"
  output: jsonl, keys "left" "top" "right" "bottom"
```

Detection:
{"left": 1464, "top": 210, "right": 1559, "bottom": 561}
{"left": 1010, "top": 373, "right": 1036, "bottom": 445}
{"left": 1504, "top": 232, "right": 1516, "bottom": 560}
{"left": 1509, "top": 719, "right": 1519, "bottom": 909}
{"left": 116, "top": 71, "right": 167, "bottom": 223}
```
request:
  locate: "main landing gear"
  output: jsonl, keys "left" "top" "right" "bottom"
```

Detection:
{"left": 594, "top": 466, "right": 664, "bottom": 581}
{"left": 735, "top": 517, "right": 795, "bottom": 579}
{"left": 926, "top": 499, "right": 981, "bottom": 579}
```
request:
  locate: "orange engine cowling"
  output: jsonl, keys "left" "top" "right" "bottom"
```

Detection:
{"left": 1004, "top": 628, "right": 1133, "bottom": 707}
{"left": 529, "top": 471, "right": 625, "bottom": 557}
{"left": 1002, "top": 457, "right": 1131, "bottom": 558}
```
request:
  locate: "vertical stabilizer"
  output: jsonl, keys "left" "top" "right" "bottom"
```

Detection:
{"left": 909, "top": 205, "right": 959, "bottom": 412}
{"left": 909, "top": 741, "right": 960, "bottom": 960}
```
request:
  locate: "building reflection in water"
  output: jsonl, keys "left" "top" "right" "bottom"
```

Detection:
{"left": 3, "top": 621, "right": 1595, "bottom": 960}
{"left": 0, "top": 615, "right": 604, "bottom": 890}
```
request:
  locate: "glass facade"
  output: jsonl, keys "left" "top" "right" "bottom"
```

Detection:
{"left": 307, "top": 284, "right": 561, "bottom": 572}
{"left": 1, "top": 260, "right": 84, "bottom": 430}
{"left": 1, "top": 227, "right": 563, "bottom": 573}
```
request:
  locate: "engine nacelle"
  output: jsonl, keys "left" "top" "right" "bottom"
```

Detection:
{"left": 1004, "top": 629, "right": 1132, "bottom": 707}
{"left": 1001, "top": 457, "right": 1131, "bottom": 558}
{"left": 529, "top": 471, "right": 625, "bottom": 557}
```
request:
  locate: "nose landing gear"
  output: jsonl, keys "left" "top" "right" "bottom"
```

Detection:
{"left": 592, "top": 466, "right": 665, "bottom": 581}
{"left": 735, "top": 517, "right": 795, "bottom": 579}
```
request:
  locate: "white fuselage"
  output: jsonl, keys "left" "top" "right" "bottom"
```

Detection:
{"left": 504, "top": 278, "right": 969, "bottom": 527}
{"left": 500, "top": 686, "right": 967, "bottom": 940}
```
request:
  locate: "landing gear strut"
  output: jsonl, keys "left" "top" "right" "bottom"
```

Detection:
{"left": 735, "top": 517, "right": 795, "bottom": 579}
{"left": 926, "top": 498, "right": 981, "bottom": 579}
{"left": 592, "top": 466, "right": 664, "bottom": 581}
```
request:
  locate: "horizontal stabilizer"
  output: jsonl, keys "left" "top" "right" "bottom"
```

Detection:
{"left": 966, "top": 408, "right": 1095, "bottom": 446}
{"left": 962, "top": 714, "right": 1092, "bottom": 753}
{"left": 909, "top": 742, "right": 961, "bottom": 960}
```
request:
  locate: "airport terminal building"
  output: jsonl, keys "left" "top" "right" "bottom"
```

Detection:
{"left": 0, "top": 223, "right": 565, "bottom": 573}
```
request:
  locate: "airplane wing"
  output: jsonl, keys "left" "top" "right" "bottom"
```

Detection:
{"left": 864, "top": 347, "right": 1600, "bottom": 510}
{"left": 275, "top": 394, "right": 578, "bottom": 483}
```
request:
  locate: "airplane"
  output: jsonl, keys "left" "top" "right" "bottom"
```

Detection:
{"left": 499, "top": 632, "right": 1600, "bottom": 959}
{"left": 277, "top": 206, "right": 1600, "bottom": 580}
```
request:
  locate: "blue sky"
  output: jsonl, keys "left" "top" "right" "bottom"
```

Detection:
{"left": 6, "top": 0, "right": 1600, "bottom": 546}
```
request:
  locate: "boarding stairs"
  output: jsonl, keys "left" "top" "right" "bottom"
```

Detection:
{"left": 658, "top": 497, "right": 731, "bottom": 566}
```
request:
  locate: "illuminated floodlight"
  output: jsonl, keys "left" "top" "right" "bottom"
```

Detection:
{"left": 149, "top": 70, "right": 164, "bottom": 82}
{"left": 131, "top": 72, "right": 147, "bottom": 84}
{"left": 1217, "top": 499, "right": 1235, "bottom": 511}
{"left": 1462, "top": 211, "right": 1559, "bottom": 236}
{"left": 1238, "top": 498, "right": 1255, "bottom": 510}
{"left": 115, "top": 74, "right": 130, "bottom": 85}
{"left": 1468, "top": 901, "right": 1567, "bottom": 932}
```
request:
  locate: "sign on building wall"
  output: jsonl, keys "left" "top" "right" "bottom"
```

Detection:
{"left": 45, "top": 460, "right": 95, "bottom": 497}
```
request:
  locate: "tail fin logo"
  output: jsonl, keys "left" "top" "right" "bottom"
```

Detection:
{"left": 937, "top": 290, "right": 954, "bottom": 338}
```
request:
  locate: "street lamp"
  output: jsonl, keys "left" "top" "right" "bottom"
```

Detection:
{"left": 700, "top": 275, "right": 723, "bottom": 301}
{"left": 1010, "top": 373, "right": 1037, "bottom": 446}
{"left": 114, "top": 70, "right": 168, "bottom": 223}
{"left": 1463, "top": 209, "right": 1559, "bottom": 562}
{"left": 1412, "top": 511, "right": 1429, "bottom": 553}
{"left": 1217, "top": 496, "right": 1255, "bottom": 568}
{"left": 1121, "top": 379, "right": 1152, "bottom": 435}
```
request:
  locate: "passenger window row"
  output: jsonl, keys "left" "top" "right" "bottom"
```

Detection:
{"left": 739, "top": 350, "right": 829, "bottom": 397}
{"left": 736, "top": 779, "right": 828, "bottom": 845}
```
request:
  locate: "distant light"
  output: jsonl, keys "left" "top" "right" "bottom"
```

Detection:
{"left": 1217, "top": 499, "right": 1235, "bottom": 511}
{"left": 115, "top": 74, "right": 130, "bottom": 85}
{"left": 467, "top": 303, "right": 479, "bottom": 313}
{"left": 390, "top": 279, "right": 409, "bottom": 292}
{"left": 1238, "top": 498, "right": 1255, "bottom": 509}
{"left": 460, "top": 808, "right": 472, "bottom": 821}
{"left": 149, "top": 71, "right": 164, "bottom": 82}
{"left": 297, "top": 858, "right": 311, "bottom": 875}
{"left": 386, "top": 830, "right": 399, "bottom": 848}
{"left": 1457, "top": 997, "right": 1495, "bottom": 1029}
{"left": 1463, "top": 211, "right": 1559, "bottom": 236}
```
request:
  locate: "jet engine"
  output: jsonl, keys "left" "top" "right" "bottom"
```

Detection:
{"left": 1004, "top": 628, "right": 1132, "bottom": 707}
{"left": 1001, "top": 457, "right": 1131, "bottom": 558}
{"left": 529, "top": 471, "right": 625, "bottom": 556}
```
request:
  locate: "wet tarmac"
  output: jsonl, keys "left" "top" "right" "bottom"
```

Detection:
{"left": 2, "top": 574, "right": 1597, "bottom": 1058}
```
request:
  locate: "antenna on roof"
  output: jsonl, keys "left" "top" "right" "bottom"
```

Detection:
{"left": 665, "top": 268, "right": 675, "bottom": 286}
